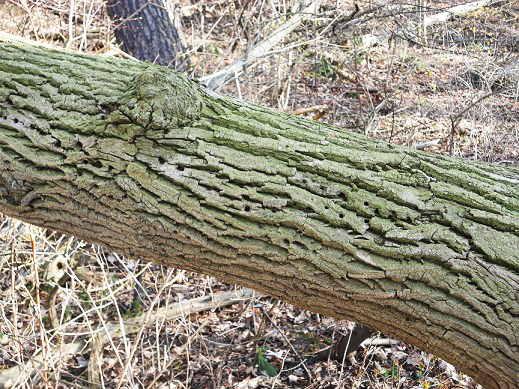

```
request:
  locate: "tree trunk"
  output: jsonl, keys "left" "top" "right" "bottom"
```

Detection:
{"left": 0, "top": 36, "right": 518, "bottom": 389}
{"left": 106, "top": 0, "right": 191, "bottom": 73}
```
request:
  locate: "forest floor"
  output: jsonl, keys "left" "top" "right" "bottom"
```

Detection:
{"left": 0, "top": 0, "right": 518, "bottom": 388}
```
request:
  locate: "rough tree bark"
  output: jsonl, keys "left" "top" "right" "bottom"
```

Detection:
{"left": 106, "top": 0, "right": 190, "bottom": 72}
{"left": 0, "top": 35, "right": 518, "bottom": 389}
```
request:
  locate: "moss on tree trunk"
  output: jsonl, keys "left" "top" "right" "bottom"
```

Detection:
{"left": 0, "top": 35, "right": 518, "bottom": 389}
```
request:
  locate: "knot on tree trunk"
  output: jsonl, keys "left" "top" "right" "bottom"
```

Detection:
{"left": 117, "top": 69, "right": 203, "bottom": 131}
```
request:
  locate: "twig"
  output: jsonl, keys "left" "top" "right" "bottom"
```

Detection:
{"left": 364, "top": 63, "right": 417, "bottom": 136}
{"left": 115, "top": 268, "right": 179, "bottom": 389}
{"left": 352, "top": 333, "right": 381, "bottom": 386}
{"left": 270, "top": 348, "right": 289, "bottom": 389}
{"left": 449, "top": 90, "right": 496, "bottom": 155}
{"left": 263, "top": 310, "right": 312, "bottom": 380}
{"left": 337, "top": 327, "right": 354, "bottom": 387}
{"left": 31, "top": 234, "right": 49, "bottom": 389}
{"left": 66, "top": 0, "right": 76, "bottom": 49}
{"left": 87, "top": 334, "right": 103, "bottom": 389}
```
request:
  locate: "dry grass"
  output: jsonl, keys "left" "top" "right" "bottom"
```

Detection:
{"left": 1, "top": 0, "right": 518, "bottom": 387}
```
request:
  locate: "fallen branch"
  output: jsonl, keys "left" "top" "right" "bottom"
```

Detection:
{"left": 200, "top": 0, "right": 323, "bottom": 90}
{"left": 423, "top": 0, "right": 492, "bottom": 29}
{"left": 414, "top": 138, "right": 441, "bottom": 150}
{"left": 289, "top": 105, "right": 327, "bottom": 116}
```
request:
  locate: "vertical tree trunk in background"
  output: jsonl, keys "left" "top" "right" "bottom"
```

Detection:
{"left": 106, "top": 0, "right": 191, "bottom": 73}
{"left": 0, "top": 36, "right": 518, "bottom": 389}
